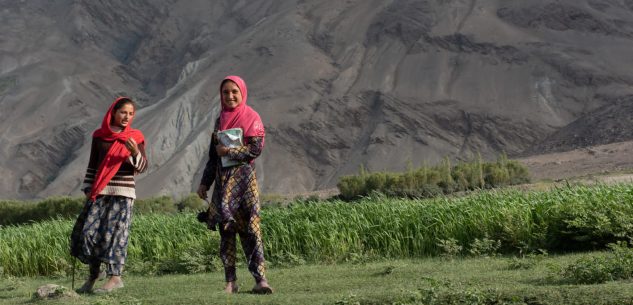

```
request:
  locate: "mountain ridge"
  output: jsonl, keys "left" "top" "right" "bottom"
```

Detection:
{"left": 2, "top": 0, "right": 633, "bottom": 199}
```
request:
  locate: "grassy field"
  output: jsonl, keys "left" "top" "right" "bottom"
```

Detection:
{"left": 2, "top": 253, "right": 633, "bottom": 305}
{"left": 3, "top": 183, "right": 633, "bottom": 303}
{"left": 3, "top": 184, "right": 633, "bottom": 277}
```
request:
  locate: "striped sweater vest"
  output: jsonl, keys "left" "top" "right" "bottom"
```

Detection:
{"left": 82, "top": 137, "right": 148, "bottom": 199}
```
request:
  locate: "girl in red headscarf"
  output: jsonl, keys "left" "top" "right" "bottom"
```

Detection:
{"left": 70, "top": 97, "right": 148, "bottom": 293}
{"left": 197, "top": 76, "right": 273, "bottom": 294}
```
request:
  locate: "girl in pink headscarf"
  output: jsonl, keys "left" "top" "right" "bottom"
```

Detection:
{"left": 197, "top": 76, "right": 273, "bottom": 294}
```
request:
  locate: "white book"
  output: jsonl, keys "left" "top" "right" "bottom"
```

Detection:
{"left": 217, "top": 128, "right": 243, "bottom": 167}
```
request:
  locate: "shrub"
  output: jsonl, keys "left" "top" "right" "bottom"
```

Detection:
{"left": 561, "top": 242, "right": 633, "bottom": 284}
{"left": 337, "top": 154, "right": 530, "bottom": 200}
{"left": 468, "top": 237, "right": 502, "bottom": 257}
{"left": 507, "top": 250, "right": 548, "bottom": 270}
{"left": 0, "top": 197, "right": 83, "bottom": 226}
{"left": 0, "top": 194, "right": 209, "bottom": 226}
{"left": 437, "top": 238, "right": 463, "bottom": 259}
{"left": 176, "top": 193, "right": 207, "bottom": 212}
{"left": 134, "top": 196, "right": 177, "bottom": 214}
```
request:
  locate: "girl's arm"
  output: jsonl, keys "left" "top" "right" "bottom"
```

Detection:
{"left": 200, "top": 132, "right": 219, "bottom": 189}
{"left": 81, "top": 137, "right": 99, "bottom": 195}
{"left": 226, "top": 136, "right": 264, "bottom": 163}
{"left": 128, "top": 142, "right": 148, "bottom": 174}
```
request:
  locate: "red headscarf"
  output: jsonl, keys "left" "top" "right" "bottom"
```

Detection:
{"left": 219, "top": 76, "right": 265, "bottom": 138}
{"left": 89, "top": 97, "right": 145, "bottom": 201}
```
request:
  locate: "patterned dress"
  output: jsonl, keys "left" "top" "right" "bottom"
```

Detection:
{"left": 70, "top": 196, "right": 133, "bottom": 276}
{"left": 200, "top": 119, "right": 266, "bottom": 283}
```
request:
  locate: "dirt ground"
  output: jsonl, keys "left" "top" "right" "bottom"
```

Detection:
{"left": 518, "top": 140, "right": 633, "bottom": 183}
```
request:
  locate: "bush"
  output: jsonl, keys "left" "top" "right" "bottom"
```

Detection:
{"left": 541, "top": 185, "right": 633, "bottom": 251}
{"left": 176, "top": 193, "right": 207, "bottom": 212}
{"left": 0, "top": 194, "right": 207, "bottom": 226}
{"left": 134, "top": 196, "right": 177, "bottom": 214}
{"left": 385, "top": 184, "right": 443, "bottom": 199}
{"left": 468, "top": 237, "right": 502, "bottom": 257}
{"left": 337, "top": 154, "right": 530, "bottom": 200}
{"left": 561, "top": 242, "right": 633, "bottom": 284}
{"left": 0, "top": 197, "right": 83, "bottom": 226}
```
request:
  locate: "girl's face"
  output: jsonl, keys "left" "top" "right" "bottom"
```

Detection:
{"left": 221, "top": 81, "right": 242, "bottom": 109}
{"left": 111, "top": 103, "right": 135, "bottom": 129}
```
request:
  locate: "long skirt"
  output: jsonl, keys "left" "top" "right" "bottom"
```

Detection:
{"left": 70, "top": 195, "right": 133, "bottom": 274}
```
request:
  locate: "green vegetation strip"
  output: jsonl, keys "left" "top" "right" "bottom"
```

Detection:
{"left": 2, "top": 184, "right": 633, "bottom": 277}
{"left": 3, "top": 255, "right": 633, "bottom": 305}
{"left": 0, "top": 194, "right": 206, "bottom": 226}
{"left": 338, "top": 154, "right": 529, "bottom": 199}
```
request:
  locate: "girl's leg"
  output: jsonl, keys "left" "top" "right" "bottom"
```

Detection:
{"left": 98, "top": 263, "right": 124, "bottom": 291}
{"left": 238, "top": 216, "right": 266, "bottom": 283}
{"left": 239, "top": 212, "right": 272, "bottom": 294}
{"left": 77, "top": 260, "right": 100, "bottom": 293}
{"left": 94, "top": 196, "right": 132, "bottom": 293}
{"left": 220, "top": 225, "right": 239, "bottom": 293}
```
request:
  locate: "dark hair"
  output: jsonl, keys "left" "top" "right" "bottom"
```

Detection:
{"left": 113, "top": 98, "right": 136, "bottom": 112}
{"left": 110, "top": 98, "right": 136, "bottom": 124}
{"left": 220, "top": 79, "right": 235, "bottom": 90}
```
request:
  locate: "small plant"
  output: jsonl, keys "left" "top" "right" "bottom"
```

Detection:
{"left": 372, "top": 265, "right": 397, "bottom": 277}
{"left": 507, "top": 249, "right": 548, "bottom": 270}
{"left": 507, "top": 256, "right": 536, "bottom": 270}
{"left": 334, "top": 293, "right": 360, "bottom": 305}
{"left": 468, "top": 236, "right": 501, "bottom": 257}
{"left": 2, "top": 276, "right": 25, "bottom": 291}
{"left": 437, "top": 238, "right": 462, "bottom": 259}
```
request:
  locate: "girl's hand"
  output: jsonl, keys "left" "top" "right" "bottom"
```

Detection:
{"left": 197, "top": 184, "right": 208, "bottom": 200}
{"left": 215, "top": 144, "right": 230, "bottom": 156}
{"left": 126, "top": 138, "right": 139, "bottom": 155}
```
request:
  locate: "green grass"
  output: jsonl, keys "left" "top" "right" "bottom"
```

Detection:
{"left": 4, "top": 183, "right": 633, "bottom": 277}
{"left": 2, "top": 254, "right": 633, "bottom": 304}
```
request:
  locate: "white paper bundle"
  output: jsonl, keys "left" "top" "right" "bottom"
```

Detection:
{"left": 217, "top": 128, "right": 243, "bottom": 167}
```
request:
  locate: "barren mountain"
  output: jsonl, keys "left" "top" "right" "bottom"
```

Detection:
{"left": 2, "top": 0, "right": 633, "bottom": 199}
{"left": 527, "top": 95, "right": 633, "bottom": 154}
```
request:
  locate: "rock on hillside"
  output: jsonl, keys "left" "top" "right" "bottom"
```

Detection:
{"left": 2, "top": 0, "right": 633, "bottom": 199}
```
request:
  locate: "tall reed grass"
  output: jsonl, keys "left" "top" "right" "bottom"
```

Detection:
{"left": 0, "top": 214, "right": 217, "bottom": 277}
{"left": 2, "top": 184, "right": 633, "bottom": 276}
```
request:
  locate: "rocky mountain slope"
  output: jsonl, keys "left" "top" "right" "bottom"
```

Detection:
{"left": 2, "top": 0, "right": 633, "bottom": 199}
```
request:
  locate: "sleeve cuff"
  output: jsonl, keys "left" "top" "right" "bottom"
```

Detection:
{"left": 128, "top": 151, "right": 142, "bottom": 167}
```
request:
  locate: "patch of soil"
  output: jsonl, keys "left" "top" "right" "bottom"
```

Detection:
{"left": 518, "top": 140, "right": 633, "bottom": 182}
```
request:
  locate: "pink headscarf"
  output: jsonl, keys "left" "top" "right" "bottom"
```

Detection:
{"left": 89, "top": 97, "right": 145, "bottom": 201}
{"left": 219, "top": 75, "right": 265, "bottom": 138}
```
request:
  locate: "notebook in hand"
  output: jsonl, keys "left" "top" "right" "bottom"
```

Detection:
{"left": 217, "top": 128, "right": 243, "bottom": 167}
